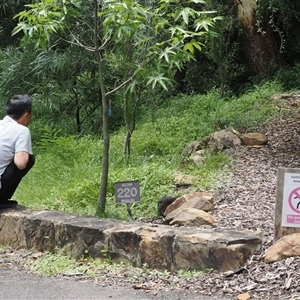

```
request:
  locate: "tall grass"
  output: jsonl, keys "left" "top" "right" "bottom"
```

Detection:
{"left": 15, "top": 81, "right": 283, "bottom": 220}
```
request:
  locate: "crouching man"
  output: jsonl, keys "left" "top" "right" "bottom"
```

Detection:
{"left": 0, "top": 94, "right": 35, "bottom": 208}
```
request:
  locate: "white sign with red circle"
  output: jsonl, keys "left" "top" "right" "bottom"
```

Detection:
{"left": 282, "top": 173, "right": 300, "bottom": 227}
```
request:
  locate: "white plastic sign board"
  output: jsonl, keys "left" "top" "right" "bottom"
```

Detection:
{"left": 282, "top": 172, "right": 300, "bottom": 227}
{"left": 115, "top": 180, "right": 140, "bottom": 204}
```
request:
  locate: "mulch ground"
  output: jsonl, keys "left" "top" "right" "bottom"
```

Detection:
{"left": 202, "top": 94, "right": 300, "bottom": 299}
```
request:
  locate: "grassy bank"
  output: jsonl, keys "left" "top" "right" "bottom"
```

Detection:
{"left": 15, "top": 81, "right": 283, "bottom": 220}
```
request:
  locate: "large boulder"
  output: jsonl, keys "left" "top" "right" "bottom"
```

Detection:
{"left": 163, "top": 191, "right": 215, "bottom": 227}
{"left": 166, "top": 208, "right": 216, "bottom": 227}
{"left": 165, "top": 191, "right": 214, "bottom": 216}
{"left": 207, "top": 128, "right": 241, "bottom": 151}
{"left": 265, "top": 233, "right": 300, "bottom": 263}
{"left": 241, "top": 132, "right": 268, "bottom": 146}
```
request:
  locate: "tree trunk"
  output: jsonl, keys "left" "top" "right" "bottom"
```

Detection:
{"left": 75, "top": 101, "right": 81, "bottom": 134}
{"left": 123, "top": 129, "right": 132, "bottom": 156}
{"left": 96, "top": 50, "right": 109, "bottom": 216}
{"left": 94, "top": 0, "right": 109, "bottom": 216}
{"left": 234, "top": 0, "right": 280, "bottom": 75}
{"left": 123, "top": 90, "right": 139, "bottom": 157}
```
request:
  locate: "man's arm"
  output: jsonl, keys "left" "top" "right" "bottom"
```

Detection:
{"left": 14, "top": 151, "right": 29, "bottom": 170}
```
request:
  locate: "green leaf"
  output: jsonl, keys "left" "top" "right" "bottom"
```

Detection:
{"left": 11, "top": 22, "right": 27, "bottom": 36}
{"left": 174, "top": 8, "right": 195, "bottom": 25}
{"left": 192, "top": 41, "right": 202, "bottom": 51}
{"left": 146, "top": 74, "right": 171, "bottom": 91}
{"left": 159, "top": 47, "right": 176, "bottom": 63}
{"left": 183, "top": 43, "right": 194, "bottom": 53}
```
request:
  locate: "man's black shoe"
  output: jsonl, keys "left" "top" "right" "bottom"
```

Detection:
{"left": 0, "top": 199, "right": 18, "bottom": 209}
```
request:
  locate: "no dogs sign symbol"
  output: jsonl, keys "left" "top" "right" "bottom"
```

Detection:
{"left": 282, "top": 173, "right": 300, "bottom": 227}
{"left": 288, "top": 187, "right": 300, "bottom": 213}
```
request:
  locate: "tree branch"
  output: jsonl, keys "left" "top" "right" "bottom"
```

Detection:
{"left": 106, "top": 76, "right": 134, "bottom": 96}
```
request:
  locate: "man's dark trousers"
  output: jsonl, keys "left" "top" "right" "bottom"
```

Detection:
{"left": 0, "top": 154, "right": 35, "bottom": 201}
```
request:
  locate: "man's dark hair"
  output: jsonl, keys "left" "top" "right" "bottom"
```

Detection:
{"left": 6, "top": 94, "right": 32, "bottom": 120}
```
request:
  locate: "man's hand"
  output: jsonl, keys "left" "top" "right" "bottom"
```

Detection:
{"left": 14, "top": 151, "right": 29, "bottom": 170}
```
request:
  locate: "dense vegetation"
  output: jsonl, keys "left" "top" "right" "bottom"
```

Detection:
{"left": 0, "top": 0, "right": 300, "bottom": 219}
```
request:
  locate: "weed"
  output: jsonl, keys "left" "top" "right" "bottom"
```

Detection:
{"left": 100, "top": 247, "right": 112, "bottom": 263}
{"left": 177, "top": 269, "right": 203, "bottom": 279}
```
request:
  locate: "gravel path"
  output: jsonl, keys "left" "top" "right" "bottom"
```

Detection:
{"left": 1, "top": 95, "right": 300, "bottom": 300}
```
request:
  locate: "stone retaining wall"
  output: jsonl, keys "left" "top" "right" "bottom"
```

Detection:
{"left": 0, "top": 206, "right": 263, "bottom": 272}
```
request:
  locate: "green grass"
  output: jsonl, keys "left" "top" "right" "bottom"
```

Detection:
{"left": 0, "top": 245, "right": 205, "bottom": 280}
{"left": 15, "top": 80, "right": 284, "bottom": 220}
